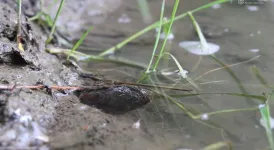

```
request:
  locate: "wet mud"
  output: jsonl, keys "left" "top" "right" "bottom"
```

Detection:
{"left": 0, "top": 1, "right": 152, "bottom": 150}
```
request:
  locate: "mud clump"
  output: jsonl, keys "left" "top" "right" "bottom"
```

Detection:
{"left": 0, "top": 2, "right": 41, "bottom": 68}
{"left": 79, "top": 86, "right": 151, "bottom": 114}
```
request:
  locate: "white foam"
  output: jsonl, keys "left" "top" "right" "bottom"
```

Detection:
{"left": 179, "top": 41, "right": 220, "bottom": 55}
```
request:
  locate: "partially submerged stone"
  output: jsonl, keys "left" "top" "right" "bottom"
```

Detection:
{"left": 78, "top": 86, "right": 151, "bottom": 114}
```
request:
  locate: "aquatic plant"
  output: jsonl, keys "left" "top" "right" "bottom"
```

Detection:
{"left": 28, "top": 0, "right": 274, "bottom": 149}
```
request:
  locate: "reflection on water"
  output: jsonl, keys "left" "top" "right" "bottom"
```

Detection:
{"left": 81, "top": 0, "right": 274, "bottom": 149}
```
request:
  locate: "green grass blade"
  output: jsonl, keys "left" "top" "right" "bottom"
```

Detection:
{"left": 251, "top": 65, "right": 274, "bottom": 89}
{"left": 260, "top": 91, "right": 274, "bottom": 150}
{"left": 44, "top": 13, "right": 54, "bottom": 27}
{"left": 67, "top": 26, "right": 93, "bottom": 60}
{"left": 152, "top": 0, "right": 179, "bottom": 71}
{"left": 28, "top": 12, "right": 42, "bottom": 21}
{"left": 260, "top": 103, "right": 274, "bottom": 150}
{"left": 145, "top": 0, "right": 165, "bottom": 74}
{"left": 188, "top": 12, "right": 208, "bottom": 48}
{"left": 46, "top": 0, "right": 65, "bottom": 44}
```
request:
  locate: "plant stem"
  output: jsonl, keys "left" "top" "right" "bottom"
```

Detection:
{"left": 47, "top": 48, "right": 147, "bottom": 69}
{"left": 146, "top": 0, "right": 165, "bottom": 73}
{"left": 17, "top": 0, "right": 24, "bottom": 51}
{"left": 46, "top": 0, "right": 65, "bottom": 44}
{"left": 67, "top": 26, "right": 93, "bottom": 59}
{"left": 152, "top": 0, "right": 179, "bottom": 71}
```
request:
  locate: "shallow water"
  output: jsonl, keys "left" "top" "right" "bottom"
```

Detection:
{"left": 69, "top": 0, "right": 274, "bottom": 149}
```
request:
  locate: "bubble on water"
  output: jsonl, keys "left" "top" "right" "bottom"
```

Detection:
{"left": 224, "top": 28, "right": 229, "bottom": 32}
{"left": 201, "top": 113, "right": 209, "bottom": 120}
{"left": 250, "top": 33, "right": 255, "bottom": 37}
{"left": 155, "top": 25, "right": 175, "bottom": 40}
{"left": 159, "top": 32, "right": 174, "bottom": 40}
{"left": 155, "top": 30, "right": 174, "bottom": 40}
{"left": 88, "top": 10, "right": 103, "bottom": 16}
{"left": 118, "top": 14, "right": 131, "bottom": 24}
{"left": 257, "top": 30, "right": 261, "bottom": 34}
{"left": 249, "top": 49, "right": 259, "bottom": 53}
{"left": 260, "top": 116, "right": 274, "bottom": 129}
{"left": 258, "top": 104, "right": 265, "bottom": 109}
{"left": 246, "top": 5, "right": 259, "bottom": 12}
{"left": 161, "top": 69, "right": 179, "bottom": 76}
{"left": 212, "top": 4, "right": 221, "bottom": 9}
{"left": 179, "top": 41, "right": 220, "bottom": 55}
{"left": 184, "top": 134, "right": 191, "bottom": 139}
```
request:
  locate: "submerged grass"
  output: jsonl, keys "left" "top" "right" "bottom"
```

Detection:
{"left": 250, "top": 58, "right": 274, "bottom": 150}
{"left": 43, "top": 0, "right": 230, "bottom": 71}
{"left": 153, "top": 89, "right": 242, "bottom": 142}
{"left": 137, "top": 1, "right": 274, "bottom": 149}
{"left": 202, "top": 141, "right": 232, "bottom": 150}
{"left": 251, "top": 66, "right": 274, "bottom": 89}
{"left": 30, "top": 0, "right": 274, "bottom": 149}
{"left": 139, "top": 0, "right": 198, "bottom": 90}
{"left": 47, "top": 47, "right": 147, "bottom": 69}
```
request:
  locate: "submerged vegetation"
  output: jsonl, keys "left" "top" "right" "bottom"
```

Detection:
{"left": 16, "top": 0, "right": 274, "bottom": 149}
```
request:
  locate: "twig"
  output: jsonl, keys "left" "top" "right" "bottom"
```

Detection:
{"left": 0, "top": 82, "right": 192, "bottom": 92}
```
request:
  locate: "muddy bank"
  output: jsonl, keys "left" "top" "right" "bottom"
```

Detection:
{"left": 0, "top": 1, "right": 154, "bottom": 150}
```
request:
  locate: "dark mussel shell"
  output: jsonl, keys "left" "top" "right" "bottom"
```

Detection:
{"left": 78, "top": 86, "right": 151, "bottom": 114}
